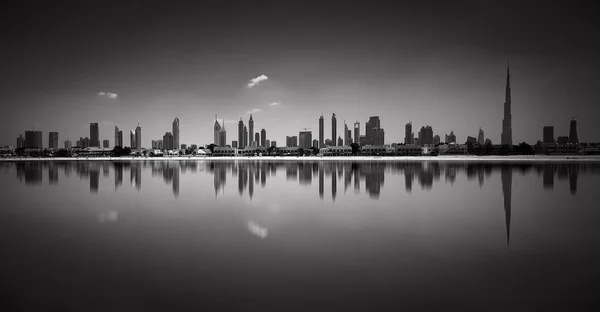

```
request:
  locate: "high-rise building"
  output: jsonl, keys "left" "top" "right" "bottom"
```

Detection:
{"left": 337, "top": 136, "right": 343, "bottom": 147}
{"left": 299, "top": 131, "right": 312, "bottom": 149}
{"left": 173, "top": 117, "right": 180, "bottom": 150}
{"left": 254, "top": 133, "right": 259, "bottom": 145}
{"left": 152, "top": 140, "right": 158, "bottom": 149}
{"left": 312, "top": 139, "right": 318, "bottom": 149}
{"left": 261, "top": 129, "right": 266, "bottom": 147}
{"left": 219, "top": 119, "right": 227, "bottom": 147}
{"left": 114, "top": 126, "right": 122, "bottom": 147}
{"left": 265, "top": 140, "right": 270, "bottom": 148}
{"left": 501, "top": 64, "right": 512, "bottom": 145}
{"left": 331, "top": 113, "right": 337, "bottom": 146}
{"left": 232, "top": 141, "right": 238, "bottom": 148}
{"left": 366, "top": 116, "right": 384, "bottom": 146}
{"left": 24, "top": 130, "right": 43, "bottom": 148}
{"left": 286, "top": 136, "right": 298, "bottom": 147}
{"left": 135, "top": 123, "right": 142, "bottom": 150}
{"left": 103, "top": 140, "right": 109, "bottom": 148}
{"left": 344, "top": 122, "right": 351, "bottom": 146}
{"left": 16, "top": 134, "right": 24, "bottom": 149}
{"left": 445, "top": 131, "right": 457, "bottom": 144}
{"left": 405, "top": 122, "right": 413, "bottom": 145}
{"left": 354, "top": 121, "right": 360, "bottom": 145}
{"left": 214, "top": 115, "right": 222, "bottom": 146}
{"left": 130, "top": 129, "right": 136, "bottom": 148}
{"left": 569, "top": 118, "right": 578, "bottom": 144}
{"left": 48, "top": 132, "right": 59, "bottom": 149}
{"left": 238, "top": 118, "right": 244, "bottom": 148}
{"left": 466, "top": 136, "right": 477, "bottom": 144}
{"left": 418, "top": 126, "right": 433, "bottom": 146}
{"left": 433, "top": 135, "right": 441, "bottom": 145}
{"left": 271, "top": 141, "right": 277, "bottom": 148}
{"left": 543, "top": 126, "right": 554, "bottom": 144}
{"left": 158, "top": 140, "right": 163, "bottom": 150}
{"left": 90, "top": 123, "right": 100, "bottom": 147}
{"left": 163, "top": 132, "right": 174, "bottom": 150}
{"left": 64, "top": 140, "right": 72, "bottom": 149}
{"left": 319, "top": 114, "right": 324, "bottom": 148}
{"left": 478, "top": 128, "right": 485, "bottom": 145}
{"left": 243, "top": 125, "right": 248, "bottom": 148}
{"left": 249, "top": 114, "right": 254, "bottom": 145}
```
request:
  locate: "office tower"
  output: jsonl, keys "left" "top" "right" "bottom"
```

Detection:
{"left": 337, "top": 136, "right": 343, "bottom": 146}
{"left": 543, "top": 126, "right": 554, "bottom": 144}
{"left": 115, "top": 126, "right": 123, "bottom": 147}
{"left": 158, "top": 140, "right": 163, "bottom": 150}
{"left": 90, "top": 123, "right": 99, "bottom": 147}
{"left": 135, "top": 123, "right": 142, "bottom": 150}
{"left": 24, "top": 130, "right": 43, "bottom": 148}
{"left": 331, "top": 113, "right": 337, "bottom": 146}
{"left": 16, "top": 134, "right": 24, "bottom": 148}
{"left": 173, "top": 117, "right": 180, "bottom": 150}
{"left": 467, "top": 136, "right": 477, "bottom": 144}
{"left": 433, "top": 135, "right": 440, "bottom": 145}
{"left": 64, "top": 140, "right": 72, "bottom": 149}
{"left": 103, "top": 140, "right": 109, "bottom": 148}
{"left": 286, "top": 136, "right": 292, "bottom": 147}
{"left": 214, "top": 115, "right": 222, "bottom": 146}
{"left": 254, "top": 133, "right": 259, "bottom": 146}
{"left": 501, "top": 64, "right": 512, "bottom": 145}
{"left": 243, "top": 125, "right": 248, "bottom": 148}
{"left": 130, "top": 129, "right": 136, "bottom": 148}
{"left": 445, "top": 131, "right": 457, "bottom": 144}
{"left": 405, "top": 122, "right": 413, "bottom": 145}
{"left": 354, "top": 121, "right": 360, "bottom": 145}
{"left": 366, "top": 116, "right": 384, "bottom": 146}
{"left": 319, "top": 114, "right": 324, "bottom": 148}
{"left": 232, "top": 141, "right": 238, "bottom": 148}
{"left": 312, "top": 139, "right": 318, "bottom": 149}
{"left": 271, "top": 141, "right": 277, "bottom": 148}
{"left": 48, "top": 132, "right": 58, "bottom": 149}
{"left": 344, "top": 122, "right": 351, "bottom": 146}
{"left": 478, "top": 128, "right": 485, "bottom": 145}
{"left": 163, "top": 132, "right": 174, "bottom": 150}
{"left": 81, "top": 137, "right": 90, "bottom": 148}
{"left": 249, "top": 114, "right": 254, "bottom": 145}
{"left": 418, "top": 126, "right": 433, "bottom": 146}
{"left": 238, "top": 118, "right": 244, "bottom": 148}
{"left": 219, "top": 119, "right": 227, "bottom": 147}
{"left": 569, "top": 118, "right": 578, "bottom": 144}
{"left": 265, "top": 140, "right": 270, "bottom": 148}
{"left": 261, "top": 129, "right": 266, "bottom": 147}
{"left": 152, "top": 140, "right": 158, "bottom": 149}
{"left": 299, "top": 131, "right": 312, "bottom": 149}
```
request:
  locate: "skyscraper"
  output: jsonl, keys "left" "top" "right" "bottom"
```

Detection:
{"left": 405, "top": 122, "right": 413, "bottom": 145}
{"left": 354, "top": 121, "right": 360, "bottom": 145}
{"left": 64, "top": 140, "right": 72, "bottom": 149}
{"left": 569, "top": 118, "right": 578, "bottom": 144}
{"left": 219, "top": 119, "right": 227, "bottom": 147}
{"left": 90, "top": 123, "right": 99, "bottom": 147}
{"left": 173, "top": 117, "right": 180, "bottom": 150}
{"left": 331, "top": 113, "right": 337, "bottom": 146}
{"left": 238, "top": 118, "right": 244, "bottom": 148}
{"left": 163, "top": 132, "right": 174, "bottom": 150}
{"left": 445, "top": 131, "right": 456, "bottom": 144}
{"left": 337, "top": 136, "right": 343, "bottom": 147}
{"left": 254, "top": 133, "right": 259, "bottom": 147}
{"left": 249, "top": 114, "right": 254, "bottom": 146}
{"left": 16, "top": 134, "right": 24, "bottom": 149}
{"left": 48, "top": 132, "right": 58, "bottom": 149}
{"left": 261, "top": 129, "right": 266, "bottom": 147}
{"left": 501, "top": 64, "right": 512, "bottom": 145}
{"left": 319, "top": 114, "right": 324, "bottom": 148}
{"left": 418, "top": 126, "right": 433, "bottom": 146}
{"left": 543, "top": 126, "right": 554, "bottom": 144}
{"left": 344, "top": 121, "right": 351, "bottom": 146}
{"left": 243, "top": 125, "right": 248, "bottom": 148}
{"left": 299, "top": 131, "right": 312, "bottom": 149}
{"left": 366, "top": 116, "right": 384, "bottom": 146}
{"left": 478, "top": 128, "right": 485, "bottom": 145}
{"left": 24, "top": 130, "right": 43, "bottom": 148}
{"left": 115, "top": 126, "right": 122, "bottom": 147}
{"left": 135, "top": 123, "right": 142, "bottom": 150}
{"left": 130, "top": 129, "right": 136, "bottom": 148}
{"left": 214, "top": 115, "right": 222, "bottom": 146}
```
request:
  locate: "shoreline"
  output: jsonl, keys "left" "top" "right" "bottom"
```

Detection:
{"left": 1, "top": 155, "right": 600, "bottom": 162}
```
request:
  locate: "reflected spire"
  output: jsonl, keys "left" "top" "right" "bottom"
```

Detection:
{"left": 501, "top": 166, "right": 512, "bottom": 247}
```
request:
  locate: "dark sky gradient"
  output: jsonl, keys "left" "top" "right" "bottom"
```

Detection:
{"left": 1, "top": 0, "right": 599, "bottom": 147}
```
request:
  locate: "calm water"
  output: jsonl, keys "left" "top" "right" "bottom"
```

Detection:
{"left": 1, "top": 160, "right": 599, "bottom": 311}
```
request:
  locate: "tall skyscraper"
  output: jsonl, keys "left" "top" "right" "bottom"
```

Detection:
{"left": 344, "top": 122, "right": 351, "bottom": 146}
{"left": 319, "top": 114, "right": 324, "bottom": 148}
{"left": 219, "top": 119, "right": 227, "bottom": 147}
{"left": 405, "top": 122, "right": 413, "bottom": 145}
{"left": 337, "top": 136, "right": 343, "bottom": 147}
{"left": 214, "top": 115, "right": 222, "bottom": 146}
{"left": 261, "top": 129, "right": 266, "bottom": 147}
{"left": 331, "top": 113, "right": 337, "bottom": 146}
{"left": 418, "top": 126, "right": 433, "bottom": 146}
{"left": 243, "top": 125, "right": 248, "bottom": 148}
{"left": 366, "top": 116, "right": 384, "bottom": 146}
{"left": 445, "top": 131, "right": 457, "bottom": 144}
{"left": 299, "top": 131, "right": 312, "bottom": 149}
{"left": 501, "top": 64, "right": 512, "bottom": 145}
{"left": 543, "top": 126, "right": 554, "bottom": 144}
{"left": 354, "top": 121, "right": 360, "bottom": 145}
{"left": 254, "top": 133, "right": 259, "bottom": 146}
{"left": 114, "top": 126, "right": 121, "bottom": 147}
{"left": 24, "top": 130, "right": 43, "bottom": 148}
{"left": 163, "top": 132, "right": 174, "bottom": 150}
{"left": 478, "top": 128, "right": 485, "bottom": 145}
{"left": 135, "top": 123, "right": 142, "bottom": 150}
{"left": 238, "top": 118, "right": 244, "bottom": 148}
{"left": 90, "top": 123, "right": 99, "bottom": 147}
{"left": 48, "top": 132, "right": 58, "bottom": 149}
{"left": 249, "top": 114, "right": 254, "bottom": 145}
{"left": 130, "top": 129, "right": 136, "bottom": 148}
{"left": 16, "top": 134, "right": 24, "bottom": 149}
{"left": 173, "top": 117, "right": 180, "bottom": 150}
{"left": 64, "top": 140, "right": 72, "bottom": 149}
{"left": 569, "top": 118, "right": 578, "bottom": 144}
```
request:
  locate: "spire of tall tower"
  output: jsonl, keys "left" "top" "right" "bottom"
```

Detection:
{"left": 506, "top": 62, "right": 510, "bottom": 87}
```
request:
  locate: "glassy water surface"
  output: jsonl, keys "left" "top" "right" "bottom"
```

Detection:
{"left": 1, "top": 160, "right": 599, "bottom": 311}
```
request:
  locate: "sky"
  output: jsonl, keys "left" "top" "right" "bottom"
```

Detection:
{"left": 1, "top": 0, "right": 599, "bottom": 148}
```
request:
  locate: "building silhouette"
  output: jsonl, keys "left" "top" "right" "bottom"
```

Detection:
{"left": 299, "top": 131, "right": 312, "bottom": 149}
{"left": 16, "top": 134, "right": 24, "bottom": 148}
{"left": 25, "top": 130, "right": 43, "bottom": 148}
{"left": 163, "top": 132, "right": 174, "bottom": 150}
{"left": 331, "top": 113, "right": 337, "bottom": 146}
{"left": 344, "top": 121, "right": 351, "bottom": 146}
{"left": 433, "top": 135, "right": 440, "bottom": 145}
{"left": 238, "top": 118, "right": 244, "bottom": 148}
{"left": 478, "top": 128, "right": 485, "bottom": 145}
{"left": 243, "top": 125, "right": 248, "bottom": 147}
{"left": 319, "top": 114, "right": 324, "bottom": 148}
{"left": 173, "top": 117, "right": 180, "bottom": 150}
{"left": 404, "top": 122, "right": 413, "bottom": 145}
{"left": 48, "top": 132, "right": 58, "bottom": 149}
{"left": 337, "top": 136, "right": 343, "bottom": 146}
{"left": 501, "top": 64, "right": 512, "bottom": 145}
{"left": 64, "top": 140, "right": 72, "bottom": 149}
{"left": 569, "top": 118, "right": 578, "bottom": 144}
{"left": 543, "top": 126, "right": 554, "bottom": 144}
{"left": 365, "top": 116, "right": 384, "bottom": 146}
{"left": 130, "top": 130, "right": 135, "bottom": 149}
{"left": 220, "top": 120, "right": 227, "bottom": 147}
{"left": 418, "top": 125, "right": 433, "bottom": 146}
{"left": 249, "top": 114, "right": 254, "bottom": 146}
{"left": 353, "top": 121, "right": 360, "bottom": 146}
{"left": 213, "top": 115, "right": 222, "bottom": 146}
{"left": 261, "top": 129, "right": 266, "bottom": 147}
{"left": 90, "top": 123, "right": 99, "bottom": 147}
{"left": 115, "top": 126, "right": 123, "bottom": 147}
{"left": 135, "top": 123, "right": 142, "bottom": 150}
{"left": 445, "top": 131, "right": 456, "bottom": 144}
{"left": 103, "top": 140, "right": 109, "bottom": 148}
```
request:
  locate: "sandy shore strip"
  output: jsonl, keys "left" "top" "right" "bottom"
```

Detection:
{"left": 2, "top": 155, "right": 600, "bottom": 162}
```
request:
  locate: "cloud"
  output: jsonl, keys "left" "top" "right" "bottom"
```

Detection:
{"left": 269, "top": 102, "right": 280, "bottom": 106}
{"left": 247, "top": 74, "right": 268, "bottom": 88}
{"left": 97, "top": 91, "right": 118, "bottom": 99}
{"left": 247, "top": 221, "right": 268, "bottom": 239}
{"left": 246, "top": 108, "right": 262, "bottom": 114}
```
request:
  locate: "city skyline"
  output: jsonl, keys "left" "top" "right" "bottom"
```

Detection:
{"left": 2, "top": 1, "right": 599, "bottom": 148}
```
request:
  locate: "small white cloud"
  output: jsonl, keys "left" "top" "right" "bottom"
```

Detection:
{"left": 247, "top": 74, "right": 268, "bottom": 88}
{"left": 106, "top": 92, "right": 118, "bottom": 99}
{"left": 246, "top": 108, "right": 263, "bottom": 114}
{"left": 247, "top": 221, "right": 268, "bottom": 239}
{"left": 97, "top": 92, "right": 106, "bottom": 96}
{"left": 269, "top": 102, "right": 280, "bottom": 106}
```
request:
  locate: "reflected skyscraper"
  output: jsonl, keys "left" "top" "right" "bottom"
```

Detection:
{"left": 501, "top": 166, "right": 512, "bottom": 247}
{"left": 114, "top": 162, "right": 123, "bottom": 190}
{"left": 48, "top": 164, "right": 58, "bottom": 185}
{"left": 331, "top": 165, "right": 337, "bottom": 201}
{"left": 569, "top": 163, "right": 578, "bottom": 195}
{"left": 90, "top": 168, "right": 99, "bottom": 193}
